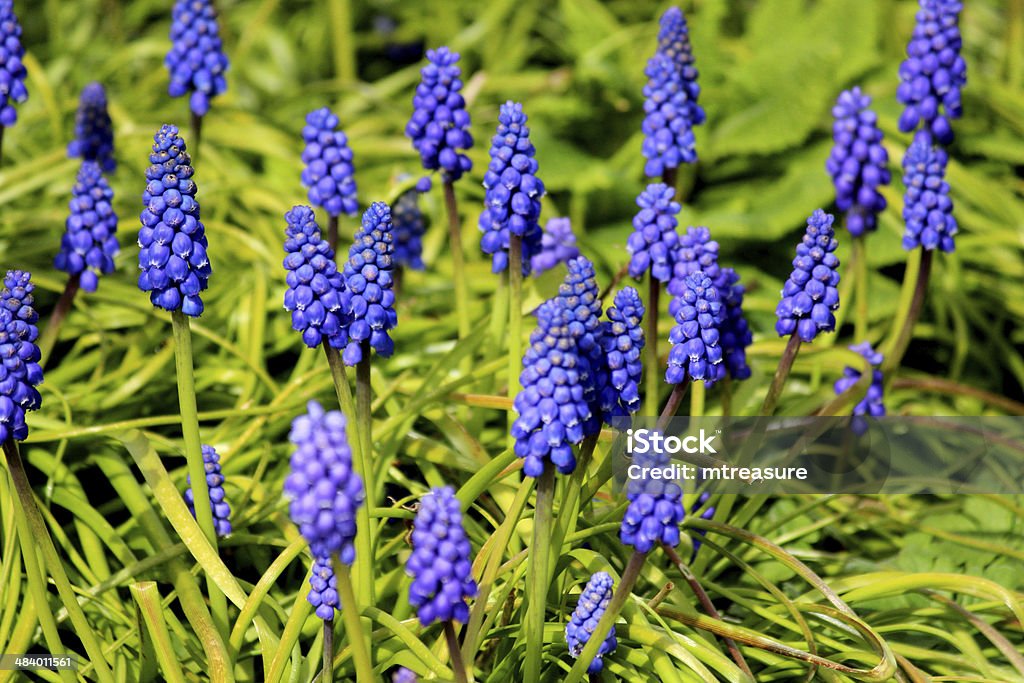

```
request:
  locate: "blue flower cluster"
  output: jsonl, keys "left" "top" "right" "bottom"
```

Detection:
{"left": 339, "top": 202, "right": 397, "bottom": 365}
{"left": 301, "top": 108, "right": 358, "bottom": 218}
{"left": 166, "top": 0, "right": 229, "bottom": 117}
{"left": 55, "top": 162, "right": 119, "bottom": 293}
{"left": 0, "top": 0, "right": 28, "bottom": 127}
{"left": 627, "top": 183, "right": 680, "bottom": 282}
{"left": 406, "top": 486, "right": 478, "bottom": 626}
{"left": 478, "top": 101, "right": 545, "bottom": 275}
{"left": 184, "top": 444, "right": 232, "bottom": 537}
{"left": 666, "top": 271, "right": 724, "bottom": 386}
{"left": 531, "top": 217, "right": 580, "bottom": 275}
{"left": 282, "top": 205, "right": 347, "bottom": 349}
{"left": 67, "top": 83, "right": 116, "bottom": 173}
{"left": 826, "top": 88, "right": 890, "bottom": 237}
{"left": 834, "top": 341, "right": 886, "bottom": 435}
{"left": 597, "top": 287, "right": 645, "bottom": 420}
{"left": 392, "top": 668, "right": 418, "bottom": 683}
{"left": 511, "top": 300, "right": 591, "bottom": 477}
{"left": 565, "top": 571, "right": 617, "bottom": 674}
{"left": 775, "top": 210, "right": 841, "bottom": 343}
{"left": 717, "top": 268, "right": 752, "bottom": 381}
{"left": 284, "top": 400, "right": 364, "bottom": 562}
{"left": 620, "top": 449, "right": 686, "bottom": 553}
{"left": 0, "top": 271, "right": 42, "bottom": 443}
{"left": 138, "top": 125, "right": 211, "bottom": 317}
{"left": 406, "top": 47, "right": 473, "bottom": 181}
{"left": 668, "top": 226, "right": 719, "bottom": 305}
{"left": 392, "top": 182, "right": 427, "bottom": 271}
{"left": 308, "top": 555, "right": 340, "bottom": 620}
{"left": 556, "top": 257, "right": 604, "bottom": 437}
{"left": 897, "top": 0, "right": 966, "bottom": 144}
{"left": 901, "top": 131, "right": 957, "bottom": 252}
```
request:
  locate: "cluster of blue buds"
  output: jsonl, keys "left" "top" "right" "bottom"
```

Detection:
{"left": 166, "top": 0, "right": 230, "bottom": 116}
{"left": 512, "top": 299, "right": 591, "bottom": 477}
{"left": 67, "top": 83, "right": 116, "bottom": 173}
{"left": 627, "top": 183, "right": 681, "bottom": 282}
{"left": 565, "top": 571, "right": 617, "bottom": 673}
{"left": 406, "top": 47, "right": 473, "bottom": 181}
{"left": 826, "top": 88, "right": 890, "bottom": 237}
{"left": 556, "top": 257, "right": 604, "bottom": 436}
{"left": 479, "top": 101, "right": 545, "bottom": 274}
{"left": 339, "top": 202, "right": 397, "bottom": 365}
{"left": 620, "top": 448, "right": 686, "bottom": 553}
{"left": 668, "top": 226, "right": 719, "bottom": 306}
{"left": 392, "top": 180, "right": 429, "bottom": 271}
{"left": 597, "top": 287, "right": 645, "bottom": 420}
{"left": 392, "top": 668, "right": 418, "bottom": 683}
{"left": 308, "top": 555, "right": 340, "bottom": 620}
{"left": 282, "top": 205, "right": 348, "bottom": 349}
{"left": 301, "top": 108, "right": 358, "bottom": 218}
{"left": 775, "top": 210, "right": 841, "bottom": 343}
{"left": 284, "top": 400, "right": 364, "bottom": 562}
{"left": 184, "top": 445, "right": 232, "bottom": 537}
{"left": 138, "top": 125, "right": 211, "bottom": 317}
{"left": 406, "top": 486, "right": 478, "bottom": 626}
{"left": 666, "top": 271, "right": 724, "bottom": 386}
{"left": 717, "top": 268, "right": 752, "bottom": 381}
{"left": 0, "top": 271, "right": 42, "bottom": 443}
{"left": 834, "top": 341, "right": 886, "bottom": 435}
{"left": 531, "top": 217, "right": 580, "bottom": 275}
{"left": 55, "top": 162, "right": 119, "bottom": 293}
{"left": 0, "top": 0, "right": 28, "bottom": 128}
{"left": 897, "top": 0, "right": 966, "bottom": 144}
{"left": 901, "top": 131, "right": 957, "bottom": 252}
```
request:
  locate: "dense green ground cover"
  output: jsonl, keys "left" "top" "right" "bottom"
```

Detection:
{"left": 1, "top": 0, "right": 1023, "bottom": 681}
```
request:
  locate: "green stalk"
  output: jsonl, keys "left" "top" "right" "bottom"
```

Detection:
{"left": 853, "top": 235, "right": 869, "bottom": 341}
{"left": 656, "top": 382, "right": 689, "bottom": 432}
{"left": 759, "top": 334, "right": 802, "bottom": 416}
{"left": 170, "top": 311, "right": 228, "bottom": 638}
{"left": 643, "top": 274, "right": 661, "bottom": 415}
{"left": 444, "top": 180, "right": 472, "bottom": 341}
{"left": 882, "top": 249, "right": 933, "bottom": 376}
{"left": 327, "top": 0, "right": 357, "bottom": 87}
{"left": 334, "top": 561, "right": 374, "bottom": 682}
{"left": 444, "top": 621, "right": 471, "bottom": 683}
{"left": 508, "top": 234, "right": 523, "bottom": 448}
{"left": 2, "top": 440, "right": 114, "bottom": 683}
{"left": 523, "top": 464, "right": 555, "bottom": 681}
{"left": 131, "top": 582, "right": 188, "bottom": 683}
{"left": 355, "top": 340, "right": 375, "bottom": 607}
{"left": 37, "top": 274, "right": 80, "bottom": 368}
{"left": 690, "top": 381, "right": 705, "bottom": 418}
{"left": 564, "top": 551, "right": 648, "bottom": 683}
{"left": 322, "top": 619, "right": 335, "bottom": 683}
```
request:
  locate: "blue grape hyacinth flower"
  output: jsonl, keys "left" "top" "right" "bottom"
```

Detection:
{"left": 565, "top": 571, "right": 617, "bottom": 674}
{"left": 597, "top": 287, "right": 645, "bottom": 421}
{"left": 406, "top": 486, "right": 478, "bottom": 626}
{"left": 556, "top": 257, "right": 604, "bottom": 437}
{"left": 184, "top": 444, "right": 231, "bottom": 536}
{"left": 717, "top": 268, "right": 752, "bottom": 381}
{"left": 67, "top": 83, "right": 116, "bottom": 173}
{"left": 0, "top": 0, "right": 28, "bottom": 128}
{"left": 901, "top": 131, "right": 957, "bottom": 252}
{"left": 339, "top": 202, "right": 397, "bottom": 365}
{"left": 627, "top": 183, "right": 680, "bottom": 282}
{"left": 479, "top": 101, "right": 545, "bottom": 275}
{"left": 512, "top": 299, "right": 591, "bottom": 477}
{"left": 392, "top": 668, "right": 417, "bottom": 683}
{"left": 308, "top": 555, "right": 340, "bottom": 620}
{"left": 393, "top": 181, "right": 428, "bottom": 271}
{"left": 827, "top": 88, "right": 890, "bottom": 237}
{"left": 621, "top": 449, "right": 686, "bottom": 553}
{"left": 55, "top": 162, "right": 119, "bottom": 293}
{"left": 282, "top": 205, "right": 348, "bottom": 349}
{"left": 301, "top": 108, "right": 358, "bottom": 218}
{"left": 0, "top": 271, "right": 43, "bottom": 443}
{"left": 166, "top": 0, "right": 230, "bottom": 117}
{"left": 897, "top": 0, "right": 966, "bottom": 144}
{"left": 138, "top": 125, "right": 211, "bottom": 316}
{"left": 531, "top": 217, "right": 580, "bottom": 275}
{"left": 775, "top": 210, "right": 841, "bottom": 343}
{"left": 284, "top": 400, "right": 364, "bottom": 562}
{"left": 834, "top": 341, "right": 886, "bottom": 435}
{"left": 666, "top": 271, "right": 724, "bottom": 387}
{"left": 668, "top": 226, "right": 720, "bottom": 304}
{"left": 406, "top": 47, "right": 473, "bottom": 181}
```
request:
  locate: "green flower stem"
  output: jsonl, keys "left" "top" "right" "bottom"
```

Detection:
{"left": 130, "top": 582, "right": 188, "bottom": 683}
{"left": 550, "top": 434, "right": 599, "bottom": 573}
{"left": 643, "top": 275, "right": 661, "bottom": 416}
{"left": 355, "top": 340, "right": 376, "bottom": 609}
{"left": 853, "top": 235, "right": 869, "bottom": 341}
{"left": 882, "top": 249, "right": 933, "bottom": 376}
{"left": 2, "top": 439, "right": 114, "bottom": 683}
{"left": 524, "top": 464, "right": 555, "bottom": 682}
{"left": 508, "top": 234, "right": 523, "bottom": 448}
{"left": 189, "top": 110, "right": 203, "bottom": 162}
{"left": 444, "top": 180, "right": 471, "bottom": 341}
{"left": 37, "top": 273, "right": 80, "bottom": 368}
{"left": 656, "top": 382, "right": 689, "bottom": 432}
{"left": 327, "top": 0, "right": 356, "bottom": 87}
{"left": 564, "top": 550, "right": 648, "bottom": 683}
{"left": 170, "top": 311, "right": 228, "bottom": 639}
{"left": 759, "top": 333, "right": 803, "bottom": 416}
{"left": 334, "top": 561, "right": 375, "bottom": 682}
{"left": 328, "top": 215, "right": 340, "bottom": 253}
{"left": 444, "top": 621, "right": 471, "bottom": 683}
{"left": 322, "top": 619, "right": 335, "bottom": 683}
{"left": 690, "top": 381, "right": 705, "bottom": 418}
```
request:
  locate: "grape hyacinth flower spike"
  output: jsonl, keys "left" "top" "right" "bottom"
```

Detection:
{"left": 0, "top": 271, "right": 43, "bottom": 444}
{"left": 555, "top": 257, "right": 605, "bottom": 437}
{"left": 55, "top": 162, "right": 119, "bottom": 293}
{"left": 597, "top": 287, "right": 645, "bottom": 422}
{"left": 775, "top": 210, "right": 841, "bottom": 344}
{"left": 138, "top": 125, "right": 211, "bottom": 317}
{"left": 827, "top": 88, "right": 890, "bottom": 237}
{"left": 67, "top": 83, "right": 116, "bottom": 173}
{"left": 531, "top": 217, "right": 580, "bottom": 275}
{"left": 834, "top": 341, "right": 885, "bottom": 435}
{"left": 392, "top": 178, "right": 430, "bottom": 272}
{"left": 621, "top": 448, "right": 686, "bottom": 553}
{"left": 628, "top": 183, "right": 681, "bottom": 284}
{"left": 166, "top": 0, "right": 229, "bottom": 151}
{"left": 565, "top": 572, "right": 617, "bottom": 673}
{"left": 301, "top": 107, "right": 358, "bottom": 250}
{"left": 406, "top": 47, "right": 473, "bottom": 181}
{"left": 668, "top": 226, "right": 719, "bottom": 304}
{"left": 666, "top": 271, "right": 724, "bottom": 387}
{"left": 901, "top": 130, "right": 957, "bottom": 253}
{"left": 897, "top": 0, "right": 966, "bottom": 144}
{"left": 339, "top": 202, "right": 397, "bottom": 366}
{"left": 0, "top": 0, "right": 29, "bottom": 163}
{"left": 184, "top": 445, "right": 231, "bottom": 536}
{"left": 282, "top": 205, "right": 348, "bottom": 350}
